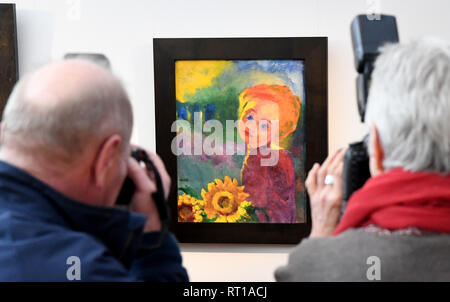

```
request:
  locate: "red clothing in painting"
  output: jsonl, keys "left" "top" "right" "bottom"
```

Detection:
{"left": 241, "top": 148, "right": 297, "bottom": 223}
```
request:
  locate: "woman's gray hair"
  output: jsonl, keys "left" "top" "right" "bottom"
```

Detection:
{"left": 1, "top": 61, "right": 133, "bottom": 163}
{"left": 366, "top": 37, "right": 450, "bottom": 173}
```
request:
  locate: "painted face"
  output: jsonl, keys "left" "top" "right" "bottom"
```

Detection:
{"left": 238, "top": 100, "right": 279, "bottom": 149}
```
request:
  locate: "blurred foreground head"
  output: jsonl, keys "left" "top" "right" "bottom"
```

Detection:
{"left": 1, "top": 59, "right": 133, "bottom": 163}
{"left": 0, "top": 60, "right": 133, "bottom": 206}
{"left": 366, "top": 37, "right": 450, "bottom": 174}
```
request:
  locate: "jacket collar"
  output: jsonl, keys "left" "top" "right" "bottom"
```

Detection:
{"left": 0, "top": 160, "right": 146, "bottom": 267}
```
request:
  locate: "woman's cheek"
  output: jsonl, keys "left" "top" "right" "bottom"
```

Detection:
{"left": 257, "top": 127, "right": 271, "bottom": 147}
{"left": 238, "top": 121, "right": 249, "bottom": 143}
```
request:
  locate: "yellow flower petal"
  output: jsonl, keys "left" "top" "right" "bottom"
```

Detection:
{"left": 207, "top": 182, "right": 215, "bottom": 192}
{"left": 216, "top": 216, "right": 227, "bottom": 223}
{"left": 201, "top": 189, "right": 207, "bottom": 200}
{"left": 224, "top": 176, "right": 231, "bottom": 186}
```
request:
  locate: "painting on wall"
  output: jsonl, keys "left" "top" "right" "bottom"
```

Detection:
{"left": 0, "top": 4, "right": 18, "bottom": 120}
{"left": 175, "top": 60, "right": 306, "bottom": 224}
{"left": 154, "top": 38, "right": 327, "bottom": 243}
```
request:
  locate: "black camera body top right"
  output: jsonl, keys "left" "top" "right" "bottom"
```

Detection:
{"left": 341, "top": 14, "right": 399, "bottom": 209}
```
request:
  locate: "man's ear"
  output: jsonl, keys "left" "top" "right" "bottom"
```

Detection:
{"left": 369, "top": 124, "right": 385, "bottom": 176}
{"left": 93, "top": 134, "right": 122, "bottom": 188}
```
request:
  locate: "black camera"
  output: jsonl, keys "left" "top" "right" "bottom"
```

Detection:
{"left": 116, "top": 148, "right": 170, "bottom": 251}
{"left": 342, "top": 15, "right": 399, "bottom": 208}
{"left": 351, "top": 14, "right": 399, "bottom": 122}
{"left": 342, "top": 136, "right": 370, "bottom": 210}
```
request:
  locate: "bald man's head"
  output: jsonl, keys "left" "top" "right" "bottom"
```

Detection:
{"left": 1, "top": 60, "right": 133, "bottom": 164}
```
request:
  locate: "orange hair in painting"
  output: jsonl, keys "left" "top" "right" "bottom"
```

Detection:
{"left": 238, "top": 84, "right": 301, "bottom": 139}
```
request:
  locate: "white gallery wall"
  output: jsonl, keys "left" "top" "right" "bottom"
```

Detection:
{"left": 4, "top": 0, "right": 450, "bottom": 281}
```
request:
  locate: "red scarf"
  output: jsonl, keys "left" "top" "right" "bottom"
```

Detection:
{"left": 333, "top": 168, "right": 450, "bottom": 235}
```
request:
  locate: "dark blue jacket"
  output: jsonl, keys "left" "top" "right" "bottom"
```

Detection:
{"left": 0, "top": 160, "right": 189, "bottom": 281}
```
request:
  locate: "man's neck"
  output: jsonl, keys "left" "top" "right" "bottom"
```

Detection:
{"left": 0, "top": 147, "right": 96, "bottom": 205}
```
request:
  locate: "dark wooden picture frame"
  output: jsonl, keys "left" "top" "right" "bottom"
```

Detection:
{"left": 154, "top": 37, "right": 328, "bottom": 244}
{"left": 0, "top": 4, "right": 19, "bottom": 119}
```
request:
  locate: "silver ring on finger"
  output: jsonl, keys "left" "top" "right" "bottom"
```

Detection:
{"left": 324, "top": 174, "right": 335, "bottom": 185}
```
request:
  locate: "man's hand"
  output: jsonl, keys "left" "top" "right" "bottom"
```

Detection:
{"left": 306, "top": 149, "right": 346, "bottom": 238}
{"left": 126, "top": 149, "right": 171, "bottom": 233}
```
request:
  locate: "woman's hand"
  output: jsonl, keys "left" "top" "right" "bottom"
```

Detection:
{"left": 306, "top": 149, "right": 346, "bottom": 238}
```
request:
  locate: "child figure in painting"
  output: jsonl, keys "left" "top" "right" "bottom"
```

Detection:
{"left": 238, "top": 84, "right": 301, "bottom": 223}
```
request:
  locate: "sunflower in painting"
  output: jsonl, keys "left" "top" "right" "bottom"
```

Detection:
{"left": 201, "top": 176, "right": 251, "bottom": 222}
{"left": 177, "top": 193, "right": 204, "bottom": 222}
